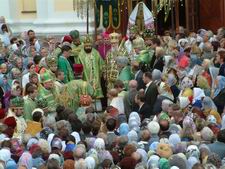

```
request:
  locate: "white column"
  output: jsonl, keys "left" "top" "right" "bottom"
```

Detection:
{"left": 34, "top": 0, "right": 49, "bottom": 23}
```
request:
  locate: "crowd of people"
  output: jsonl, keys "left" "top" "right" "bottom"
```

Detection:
{"left": 1, "top": 14, "right": 225, "bottom": 169}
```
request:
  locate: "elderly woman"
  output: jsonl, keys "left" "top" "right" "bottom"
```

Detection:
{"left": 167, "top": 73, "right": 180, "bottom": 101}
{"left": 202, "top": 96, "right": 221, "bottom": 124}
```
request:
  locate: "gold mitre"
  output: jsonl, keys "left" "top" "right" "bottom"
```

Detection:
{"left": 109, "top": 32, "right": 121, "bottom": 43}
{"left": 83, "top": 35, "right": 93, "bottom": 45}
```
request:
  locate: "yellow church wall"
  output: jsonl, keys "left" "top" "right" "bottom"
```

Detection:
{"left": 17, "top": 0, "right": 37, "bottom": 20}
{"left": 54, "top": 0, "right": 74, "bottom": 12}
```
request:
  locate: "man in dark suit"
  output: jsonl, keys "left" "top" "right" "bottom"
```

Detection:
{"left": 135, "top": 91, "right": 151, "bottom": 121}
{"left": 149, "top": 38, "right": 161, "bottom": 71}
{"left": 134, "top": 62, "right": 148, "bottom": 91}
{"left": 142, "top": 72, "right": 159, "bottom": 117}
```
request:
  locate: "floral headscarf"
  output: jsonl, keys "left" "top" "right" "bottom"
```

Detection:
{"left": 18, "top": 152, "right": 33, "bottom": 169}
{"left": 180, "top": 77, "right": 193, "bottom": 90}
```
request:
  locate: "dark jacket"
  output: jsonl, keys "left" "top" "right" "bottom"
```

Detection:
{"left": 219, "top": 63, "right": 225, "bottom": 76}
{"left": 170, "top": 85, "right": 180, "bottom": 102}
{"left": 150, "top": 54, "right": 164, "bottom": 72}
{"left": 135, "top": 70, "right": 145, "bottom": 91}
{"left": 138, "top": 103, "right": 151, "bottom": 120}
{"left": 153, "top": 95, "right": 172, "bottom": 115}
{"left": 144, "top": 82, "right": 158, "bottom": 116}
{"left": 213, "top": 88, "right": 225, "bottom": 114}
{"left": 123, "top": 89, "right": 139, "bottom": 117}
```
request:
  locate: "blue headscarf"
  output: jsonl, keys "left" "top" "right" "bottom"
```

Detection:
{"left": 119, "top": 123, "right": 129, "bottom": 136}
{"left": 6, "top": 159, "right": 17, "bottom": 169}
{"left": 214, "top": 76, "right": 225, "bottom": 97}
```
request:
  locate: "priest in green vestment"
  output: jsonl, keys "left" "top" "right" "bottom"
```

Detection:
{"left": 23, "top": 85, "right": 38, "bottom": 120}
{"left": 69, "top": 30, "right": 82, "bottom": 64}
{"left": 103, "top": 32, "right": 122, "bottom": 90}
{"left": 78, "top": 35, "right": 104, "bottom": 99}
{"left": 58, "top": 64, "right": 94, "bottom": 112}
{"left": 39, "top": 54, "right": 58, "bottom": 81}
{"left": 38, "top": 72, "right": 58, "bottom": 116}
{"left": 58, "top": 45, "right": 74, "bottom": 83}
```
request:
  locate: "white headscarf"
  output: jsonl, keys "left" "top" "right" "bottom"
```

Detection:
{"left": 71, "top": 132, "right": 81, "bottom": 144}
{"left": 85, "top": 156, "right": 96, "bottom": 169}
{"left": 94, "top": 138, "right": 105, "bottom": 152}
{"left": 193, "top": 87, "right": 205, "bottom": 104}
{"left": 0, "top": 148, "right": 11, "bottom": 162}
{"left": 47, "top": 133, "right": 55, "bottom": 153}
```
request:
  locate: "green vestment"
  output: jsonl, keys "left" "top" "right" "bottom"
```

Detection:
{"left": 23, "top": 97, "right": 36, "bottom": 121}
{"left": 58, "top": 55, "right": 74, "bottom": 83}
{"left": 71, "top": 43, "right": 82, "bottom": 63}
{"left": 59, "top": 79, "right": 94, "bottom": 112}
{"left": 118, "top": 66, "right": 134, "bottom": 90}
{"left": 78, "top": 48, "right": 104, "bottom": 98}
{"left": 38, "top": 85, "right": 58, "bottom": 114}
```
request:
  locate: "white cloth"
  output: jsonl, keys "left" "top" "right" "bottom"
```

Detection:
{"left": 71, "top": 132, "right": 81, "bottom": 144}
{"left": 22, "top": 72, "right": 40, "bottom": 88}
{"left": 124, "top": 39, "right": 133, "bottom": 54}
{"left": 0, "top": 32, "right": 10, "bottom": 46}
{"left": 110, "top": 97, "right": 125, "bottom": 114}
{"left": 193, "top": 88, "right": 205, "bottom": 104}
{"left": 35, "top": 40, "right": 41, "bottom": 52}
{"left": 47, "top": 133, "right": 55, "bottom": 153}
{"left": 199, "top": 42, "right": 204, "bottom": 50}
{"left": 7, "top": 109, "right": 27, "bottom": 142}
{"left": 221, "top": 115, "right": 225, "bottom": 130}
{"left": 0, "top": 148, "right": 11, "bottom": 162}
{"left": 22, "top": 72, "right": 30, "bottom": 88}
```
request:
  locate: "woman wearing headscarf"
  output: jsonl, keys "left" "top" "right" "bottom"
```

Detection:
{"left": 119, "top": 123, "right": 129, "bottom": 136}
{"left": 0, "top": 23, "right": 11, "bottom": 46}
{"left": 167, "top": 73, "right": 180, "bottom": 101}
{"left": 158, "top": 81, "right": 174, "bottom": 101}
{"left": 201, "top": 59, "right": 212, "bottom": 86}
{"left": 85, "top": 156, "right": 96, "bottom": 169}
{"left": 202, "top": 96, "right": 221, "bottom": 124}
{"left": 18, "top": 152, "right": 33, "bottom": 169}
{"left": 180, "top": 116, "right": 197, "bottom": 142}
{"left": 213, "top": 76, "right": 225, "bottom": 114}
{"left": 152, "top": 69, "right": 162, "bottom": 86}
{"left": 180, "top": 76, "right": 193, "bottom": 91}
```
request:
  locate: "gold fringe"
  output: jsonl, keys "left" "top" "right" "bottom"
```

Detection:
{"left": 108, "top": 5, "right": 113, "bottom": 30}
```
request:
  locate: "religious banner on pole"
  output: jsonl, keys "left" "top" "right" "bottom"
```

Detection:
{"left": 95, "top": 0, "right": 120, "bottom": 29}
